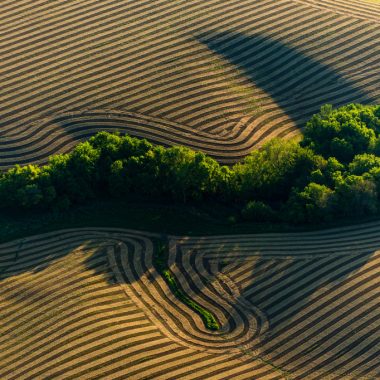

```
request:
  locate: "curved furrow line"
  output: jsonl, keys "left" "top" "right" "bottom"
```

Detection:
{"left": 172, "top": 231, "right": 379, "bottom": 378}
{"left": 171, "top": 242, "right": 268, "bottom": 338}
{"left": 174, "top": 252, "right": 257, "bottom": 339}
{"left": 0, "top": 70, "right": 372, "bottom": 161}
{"left": 1, "top": 226, "right": 379, "bottom": 378}
{"left": 0, "top": 111, "right": 284, "bottom": 169}
{"left": 291, "top": 0, "right": 380, "bottom": 23}
{"left": 3, "top": 69, "right": 377, "bottom": 168}
{"left": 110, "top": 238, "right": 264, "bottom": 353}
{"left": 1, "top": 0, "right": 379, "bottom": 166}
{"left": 0, "top": 0, "right": 300, "bottom": 134}
{"left": 0, "top": 231, "right": 182, "bottom": 380}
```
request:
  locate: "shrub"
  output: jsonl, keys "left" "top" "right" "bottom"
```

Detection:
{"left": 0, "top": 165, "right": 55, "bottom": 208}
{"left": 232, "top": 139, "right": 322, "bottom": 201}
{"left": 334, "top": 175, "right": 378, "bottom": 217}
{"left": 302, "top": 103, "right": 379, "bottom": 162}
{"left": 283, "top": 183, "right": 334, "bottom": 224}
{"left": 241, "top": 201, "right": 277, "bottom": 222}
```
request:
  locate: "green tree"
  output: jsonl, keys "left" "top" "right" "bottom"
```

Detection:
{"left": 349, "top": 153, "right": 380, "bottom": 175}
{"left": 302, "top": 104, "right": 379, "bottom": 162}
{"left": 241, "top": 201, "right": 277, "bottom": 222}
{"left": 0, "top": 165, "right": 55, "bottom": 208}
{"left": 334, "top": 175, "right": 378, "bottom": 217}
{"left": 232, "top": 139, "right": 322, "bottom": 201}
{"left": 47, "top": 142, "right": 100, "bottom": 204}
{"left": 283, "top": 183, "right": 334, "bottom": 224}
{"left": 160, "top": 146, "right": 222, "bottom": 203}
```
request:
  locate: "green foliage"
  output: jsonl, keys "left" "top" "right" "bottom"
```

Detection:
{"left": 161, "top": 269, "right": 220, "bottom": 331}
{"left": 241, "top": 201, "right": 277, "bottom": 222}
{"left": 232, "top": 139, "right": 323, "bottom": 201}
{"left": 2, "top": 103, "right": 380, "bottom": 226}
{"left": 152, "top": 241, "right": 220, "bottom": 331}
{"left": 0, "top": 165, "right": 55, "bottom": 208}
{"left": 283, "top": 183, "right": 334, "bottom": 224}
{"left": 348, "top": 154, "right": 380, "bottom": 175}
{"left": 160, "top": 146, "right": 222, "bottom": 202}
{"left": 334, "top": 175, "right": 378, "bottom": 217}
{"left": 302, "top": 103, "right": 380, "bottom": 162}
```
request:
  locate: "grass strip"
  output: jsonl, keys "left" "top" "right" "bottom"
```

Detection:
{"left": 154, "top": 241, "right": 220, "bottom": 331}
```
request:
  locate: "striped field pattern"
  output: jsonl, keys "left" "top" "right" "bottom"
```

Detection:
{"left": 1, "top": 224, "right": 379, "bottom": 379}
{"left": 1, "top": 0, "right": 380, "bottom": 169}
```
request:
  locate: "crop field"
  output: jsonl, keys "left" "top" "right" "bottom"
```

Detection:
{"left": 0, "top": 0, "right": 380, "bottom": 170}
{"left": 1, "top": 1, "right": 380, "bottom": 378}
{"left": 0, "top": 224, "right": 379, "bottom": 379}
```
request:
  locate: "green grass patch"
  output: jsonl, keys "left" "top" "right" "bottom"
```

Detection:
{"left": 154, "top": 241, "right": 220, "bottom": 331}
{"left": 161, "top": 269, "right": 220, "bottom": 331}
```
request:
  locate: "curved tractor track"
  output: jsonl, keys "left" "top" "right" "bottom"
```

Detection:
{"left": 0, "top": 223, "right": 379, "bottom": 379}
{"left": 1, "top": 0, "right": 379, "bottom": 169}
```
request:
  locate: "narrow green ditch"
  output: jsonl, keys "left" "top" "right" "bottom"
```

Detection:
{"left": 153, "top": 240, "right": 220, "bottom": 331}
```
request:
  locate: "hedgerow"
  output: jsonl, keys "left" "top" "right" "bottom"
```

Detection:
{"left": 153, "top": 241, "right": 220, "bottom": 331}
{"left": 1, "top": 103, "right": 380, "bottom": 225}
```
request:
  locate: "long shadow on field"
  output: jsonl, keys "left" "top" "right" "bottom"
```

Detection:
{"left": 216, "top": 240, "right": 378, "bottom": 377}
{"left": 0, "top": 238, "right": 110, "bottom": 282}
{"left": 196, "top": 31, "right": 378, "bottom": 126}
{"left": 97, "top": 234, "right": 378, "bottom": 379}
{"left": 1, "top": 231, "right": 377, "bottom": 378}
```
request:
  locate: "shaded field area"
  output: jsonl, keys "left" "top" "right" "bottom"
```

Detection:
{"left": 0, "top": 0, "right": 379, "bottom": 169}
{"left": 0, "top": 224, "right": 379, "bottom": 379}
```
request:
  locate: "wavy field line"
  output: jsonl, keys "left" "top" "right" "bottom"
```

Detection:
{"left": 0, "top": 228, "right": 279, "bottom": 379}
{"left": 0, "top": 224, "right": 379, "bottom": 378}
{"left": 174, "top": 222, "right": 380, "bottom": 379}
{"left": 292, "top": 0, "right": 380, "bottom": 23}
{"left": 0, "top": 110, "right": 283, "bottom": 169}
{"left": 1, "top": 0, "right": 379, "bottom": 169}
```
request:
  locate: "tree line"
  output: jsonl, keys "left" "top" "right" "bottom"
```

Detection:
{"left": 1, "top": 103, "right": 380, "bottom": 225}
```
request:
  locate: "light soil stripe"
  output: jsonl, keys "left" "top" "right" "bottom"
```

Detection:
{"left": 0, "top": 318, "right": 153, "bottom": 370}
{"left": 291, "top": 315, "right": 380, "bottom": 379}
{"left": 0, "top": 13, "right": 368, "bottom": 124}
{"left": 8, "top": 330, "right": 165, "bottom": 380}
{"left": 102, "top": 346, "right": 191, "bottom": 380}
{"left": 271, "top": 292, "right": 379, "bottom": 373}
{"left": 262, "top": 265, "right": 380, "bottom": 355}
{"left": 0, "top": 0, "right": 157, "bottom": 39}
{"left": 0, "top": 279, "right": 117, "bottom": 329}
{"left": 135, "top": 350, "right": 218, "bottom": 380}
{"left": 73, "top": 344, "right": 184, "bottom": 380}
{"left": 165, "top": 353, "right": 240, "bottom": 380}
{"left": 264, "top": 255, "right": 380, "bottom": 320}
{"left": 0, "top": 305, "right": 144, "bottom": 363}
{"left": 254, "top": 254, "right": 370, "bottom": 308}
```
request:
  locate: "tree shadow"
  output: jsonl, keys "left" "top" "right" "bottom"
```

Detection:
{"left": 196, "top": 30, "right": 378, "bottom": 126}
{"left": 214, "top": 242, "right": 378, "bottom": 378}
{"left": 0, "top": 235, "right": 114, "bottom": 283}
{"left": 0, "top": 229, "right": 378, "bottom": 378}
{"left": 163, "top": 232, "right": 378, "bottom": 377}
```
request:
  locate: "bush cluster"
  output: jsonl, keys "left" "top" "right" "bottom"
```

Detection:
{"left": 1, "top": 103, "right": 380, "bottom": 225}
